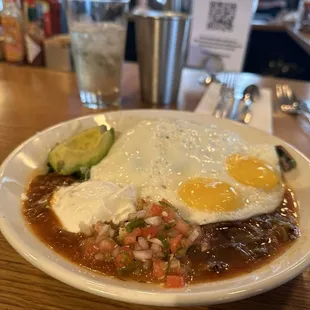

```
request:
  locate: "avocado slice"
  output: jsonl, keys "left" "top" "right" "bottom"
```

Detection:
{"left": 48, "top": 125, "right": 114, "bottom": 175}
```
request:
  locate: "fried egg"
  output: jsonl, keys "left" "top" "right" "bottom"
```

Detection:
{"left": 91, "top": 119, "right": 284, "bottom": 225}
{"left": 51, "top": 119, "right": 284, "bottom": 232}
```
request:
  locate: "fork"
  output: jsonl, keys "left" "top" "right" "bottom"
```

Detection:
{"left": 213, "top": 73, "right": 236, "bottom": 118}
{"left": 276, "top": 84, "right": 296, "bottom": 107}
{"left": 276, "top": 84, "right": 310, "bottom": 118}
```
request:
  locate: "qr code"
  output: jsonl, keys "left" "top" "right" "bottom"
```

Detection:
{"left": 207, "top": 2, "right": 237, "bottom": 32}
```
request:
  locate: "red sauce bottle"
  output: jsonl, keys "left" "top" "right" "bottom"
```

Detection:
{"left": 36, "top": 0, "right": 60, "bottom": 37}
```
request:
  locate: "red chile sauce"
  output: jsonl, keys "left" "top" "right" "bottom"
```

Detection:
{"left": 23, "top": 173, "right": 300, "bottom": 284}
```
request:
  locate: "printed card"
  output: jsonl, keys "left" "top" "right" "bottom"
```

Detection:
{"left": 187, "top": 0, "right": 254, "bottom": 72}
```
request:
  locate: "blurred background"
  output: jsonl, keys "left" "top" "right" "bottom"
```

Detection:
{"left": 2, "top": 0, "right": 310, "bottom": 81}
{"left": 125, "top": 0, "right": 310, "bottom": 81}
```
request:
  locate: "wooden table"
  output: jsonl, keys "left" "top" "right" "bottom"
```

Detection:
{"left": 0, "top": 63, "right": 309, "bottom": 310}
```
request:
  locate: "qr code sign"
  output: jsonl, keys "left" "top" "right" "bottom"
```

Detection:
{"left": 207, "top": 2, "right": 237, "bottom": 32}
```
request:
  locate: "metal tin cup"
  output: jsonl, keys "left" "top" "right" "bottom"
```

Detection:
{"left": 134, "top": 10, "right": 191, "bottom": 105}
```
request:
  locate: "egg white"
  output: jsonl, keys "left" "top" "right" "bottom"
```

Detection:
{"left": 91, "top": 119, "right": 284, "bottom": 225}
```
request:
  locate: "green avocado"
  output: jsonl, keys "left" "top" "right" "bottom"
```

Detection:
{"left": 48, "top": 125, "right": 114, "bottom": 175}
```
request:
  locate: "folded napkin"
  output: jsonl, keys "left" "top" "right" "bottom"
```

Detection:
{"left": 195, "top": 83, "right": 273, "bottom": 134}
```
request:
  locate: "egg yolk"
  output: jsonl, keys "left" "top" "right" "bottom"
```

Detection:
{"left": 178, "top": 178, "right": 242, "bottom": 212}
{"left": 226, "top": 154, "right": 279, "bottom": 190}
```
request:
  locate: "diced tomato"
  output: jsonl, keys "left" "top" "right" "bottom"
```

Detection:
{"left": 175, "top": 219, "right": 190, "bottom": 235}
{"left": 169, "top": 234, "right": 183, "bottom": 254}
{"left": 124, "top": 234, "right": 136, "bottom": 245}
{"left": 162, "top": 208, "right": 176, "bottom": 223}
{"left": 99, "top": 239, "right": 116, "bottom": 253}
{"left": 124, "top": 227, "right": 142, "bottom": 245}
{"left": 132, "top": 227, "right": 142, "bottom": 236}
{"left": 152, "top": 259, "right": 168, "bottom": 280}
{"left": 115, "top": 246, "right": 134, "bottom": 270}
{"left": 149, "top": 203, "right": 164, "bottom": 216}
{"left": 141, "top": 226, "right": 159, "bottom": 238}
{"left": 165, "top": 275, "right": 185, "bottom": 288}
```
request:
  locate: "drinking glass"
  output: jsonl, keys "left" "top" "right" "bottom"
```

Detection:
{"left": 66, "top": 0, "right": 129, "bottom": 109}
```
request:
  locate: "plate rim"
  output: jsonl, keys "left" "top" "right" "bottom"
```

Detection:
{"left": 1, "top": 109, "right": 310, "bottom": 306}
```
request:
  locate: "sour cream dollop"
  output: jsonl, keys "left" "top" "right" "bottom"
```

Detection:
{"left": 50, "top": 181, "right": 136, "bottom": 233}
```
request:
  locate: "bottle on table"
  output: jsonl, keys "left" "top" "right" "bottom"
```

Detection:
{"left": 1, "top": 0, "right": 25, "bottom": 63}
{"left": 25, "top": 0, "right": 45, "bottom": 66}
{"left": 297, "top": 0, "right": 310, "bottom": 32}
{"left": 36, "top": 0, "right": 61, "bottom": 36}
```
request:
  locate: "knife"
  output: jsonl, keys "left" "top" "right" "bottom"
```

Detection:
{"left": 237, "top": 99, "right": 253, "bottom": 124}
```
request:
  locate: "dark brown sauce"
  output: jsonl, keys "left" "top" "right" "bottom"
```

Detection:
{"left": 23, "top": 173, "right": 300, "bottom": 284}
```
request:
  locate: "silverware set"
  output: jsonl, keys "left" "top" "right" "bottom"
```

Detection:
{"left": 213, "top": 73, "right": 236, "bottom": 119}
{"left": 276, "top": 84, "right": 310, "bottom": 120}
{"left": 210, "top": 73, "right": 260, "bottom": 124}
{"left": 201, "top": 73, "right": 310, "bottom": 123}
{"left": 234, "top": 84, "right": 260, "bottom": 124}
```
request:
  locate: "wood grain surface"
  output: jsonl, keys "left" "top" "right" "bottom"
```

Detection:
{"left": 0, "top": 62, "right": 309, "bottom": 310}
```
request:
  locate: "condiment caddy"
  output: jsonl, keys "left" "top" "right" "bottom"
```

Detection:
{"left": 1, "top": 0, "right": 70, "bottom": 69}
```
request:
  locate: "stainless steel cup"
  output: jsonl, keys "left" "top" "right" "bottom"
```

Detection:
{"left": 134, "top": 11, "right": 191, "bottom": 105}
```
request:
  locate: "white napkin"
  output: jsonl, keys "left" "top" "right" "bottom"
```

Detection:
{"left": 195, "top": 84, "right": 273, "bottom": 134}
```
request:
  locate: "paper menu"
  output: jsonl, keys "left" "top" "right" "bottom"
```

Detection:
{"left": 187, "top": 0, "right": 254, "bottom": 72}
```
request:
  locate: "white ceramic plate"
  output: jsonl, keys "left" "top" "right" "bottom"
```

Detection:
{"left": 0, "top": 110, "right": 310, "bottom": 307}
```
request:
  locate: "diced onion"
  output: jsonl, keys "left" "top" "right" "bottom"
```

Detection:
{"left": 136, "top": 210, "right": 147, "bottom": 219}
{"left": 135, "top": 244, "right": 143, "bottom": 251}
{"left": 138, "top": 237, "right": 149, "bottom": 249}
{"left": 170, "top": 258, "right": 181, "bottom": 270}
{"left": 118, "top": 227, "right": 127, "bottom": 241}
{"left": 150, "top": 243, "right": 161, "bottom": 253}
{"left": 98, "top": 224, "right": 110, "bottom": 237}
{"left": 94, "top": 222, "right": 104, "bottom": 234}
{"left": 79, "top": 222, "right": 93, "bottom": 236}
{"left": 133, "top": 250, "right": 153, "bottom": 261}
{"left": 148, "top": 238, "right": 163, "bottom": 246}
{"left": 96, "top": 234, "right": 106, "bottom": 243}
{"left": 109, "top": 228, "right": 115, "bottom": 238}
{"left": 145, "top": 216, "right": 162, "bottom": 226}
{"left": 188, "top": 227, "right": 201, "bottom": 243}
{"left": 201, "top": 242, "right": 210, "bottom": 252}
